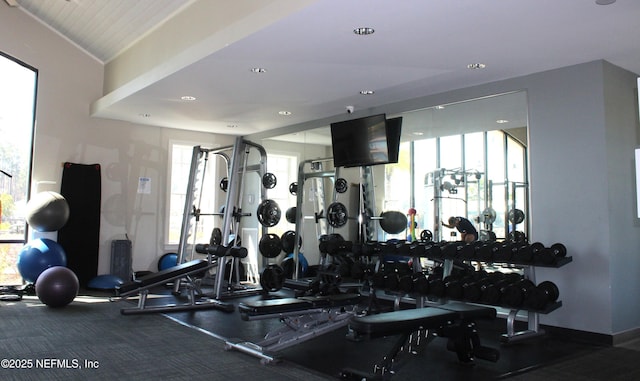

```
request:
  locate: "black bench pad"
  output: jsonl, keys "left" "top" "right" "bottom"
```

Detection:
{"left": 116, "top": 259, "right": 209, "bottom": 295}
{"left": 239, "top": 293, "right": 361, "bottom": 316}
{"left": 350, "top": 308, "right": 458, "bottom": 337}
{"left": 436, "top": 302, "right": 497, "bottom": 320}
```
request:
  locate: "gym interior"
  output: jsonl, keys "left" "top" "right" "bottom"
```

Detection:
{"left": 1, "top": 2, "right": 640, "bottom": 380}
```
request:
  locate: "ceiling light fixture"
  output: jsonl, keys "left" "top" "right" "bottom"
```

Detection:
{"left": 180, "top": 96, "right": 196, "bottom": 101}
{"left": 250, "top": 67, "right": 266, "bottom": 73}
{"left": 467, "top": 63, "right": 486, "bottom": 69}
{"left": 496, "top": 119, "right": 509, "bottom": 124}
{"left": 434, "top": 105, "right": 445, "bottom": 110}
{"left": 595, "top": 0, "right": 616, "bottom": 5}
{"left": 227, "top": 124, "right": 238, "bottom": 128}
{"left": 353, "top": 27, "right": 375, "bottom": 35}
{"left": 360, "top": 90, "right": 375, "bottom": 95}
{"left": 278, "top": 111, "right": 292, "bottom": 116}
{"left": 413, "top": 131, "right": 424, "bottom": 136}
{"left": 139, "top": 113, "right": 151, "bottom": 118}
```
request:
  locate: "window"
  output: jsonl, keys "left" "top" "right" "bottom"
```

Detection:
{"left": 166, "top": 143, "right": 219, "bottom": 246}
{"left": 0, "top": 52, "right": 37, "bottom": 285}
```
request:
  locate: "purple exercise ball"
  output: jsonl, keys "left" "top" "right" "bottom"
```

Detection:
{"left": 35, "top": 266, "right": 79, "bottom": 308}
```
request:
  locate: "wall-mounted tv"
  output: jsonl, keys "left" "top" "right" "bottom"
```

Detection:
{"left": 385, "top": 116, "right": 403, "bottom": 164}
{"left": 330, "top": 114, "right": 402, "bottom": 168}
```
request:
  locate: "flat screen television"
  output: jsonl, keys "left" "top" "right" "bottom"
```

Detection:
{"left": 331, "top": 114, "right": 388, "bottom": 168}
{"left": 385, "top": 116, "right": 403, "bottom": 164}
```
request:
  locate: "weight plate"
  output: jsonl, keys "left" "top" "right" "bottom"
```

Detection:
{"left": 335, "top": 178, "right": 348, "bottom": 193}
{"left": 262, "top": 172, "right": 277, "bottom": 189}
{"left": 256, "top": 199, "right": 281, "bottom": 227}
{"left": 508, "top": 208, "right": 525, "bottom": 224}
{"left": 258, "top": 233, "right": 282, "bottom": 258}
{"left": 219, "top": 177, "right": 229, "bottom": 192}
{"left": 289, "top": 182, "right": 298, "bottom": 195}
{"left": 210, "top": 227, "right": 222, "bottom": 245}
{"left": 326, "top": 202, "right": 348, "bottom": 228}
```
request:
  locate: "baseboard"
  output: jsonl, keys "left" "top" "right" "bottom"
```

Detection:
{"left": 541, "top": 324, "right": 613, "bottom": 346}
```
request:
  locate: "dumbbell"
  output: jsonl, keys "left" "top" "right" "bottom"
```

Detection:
{"left": 525, "top": 281, "right": 560, "bottom": 310}
{"left": 480, "top": 272, "right": 521, "bottom": 305}
{"left": 428, "top": 274, "right": 446, "bottom": 297}
{"left": 493, "top": 241, "right": 518, "bottom": 262}
{"left": 502, "top": 279, "right": 536, "bottom": 308}
{"left": 536, "top": 243, "right": 567, "bottom": 265}
{"left": 512, "top": 242, "right": 545, "bottom": 263}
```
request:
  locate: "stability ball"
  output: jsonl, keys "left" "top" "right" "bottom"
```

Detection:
{"left": 17, "top": 238, "right": 67, "bottom": 283}
{"left": 157, "top": 252, "right": 178, "bottom": 271}
{"left": 35, "top": 266, "right": 79, "bottom": 308}
{"left": 26, "top": 191, "right": 70, "bottom": 232}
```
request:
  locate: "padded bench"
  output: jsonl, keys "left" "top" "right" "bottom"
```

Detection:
{"left": 341, "top": 303, "right": 499, "bottom": 379}
{"left": 113, "top": 259, "right": 234, "bottom": 315}
{"left": 238, "top": 293, "right": 361, "bottom": 320}
{"left": 116, "top": 259, "right": 211, "bottom": 296}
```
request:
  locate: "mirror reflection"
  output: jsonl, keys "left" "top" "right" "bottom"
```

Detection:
{"left": 261, "top": 91, "right": 528, "bottom": 269}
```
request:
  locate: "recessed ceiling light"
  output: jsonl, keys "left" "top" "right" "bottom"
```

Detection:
{"left": 180, "top": 96, "right": 196, "bottom": 101}
{"left": 353, "top": 27, "right": 375, "bottom": 35}
{"left": 360, "top": 90, "right": 375, "bottom": 95}
{"left": 434, "top": 105, "right": 446, "bottom": 110}
{"left": 250, "top": 67, "right": 266, "bottom": 73}
{"left": 227, "top": 124, "right": 238, "bottom": 128}
{"left": 278, "top": 111, "right": 292, "bottom": 116}
{"left": 496, "top": 119, "right": 509, "bottom": 124}
{"left": 467, "top": 63, "right": 486, "bottom": 69}
{"left": 139, "top": 113, "right": 151, "bottom": 118}
{"left": 413, "top": 131, "right": 424, "bottom": 136}
{"left": 595, "top": 0, "right": 616, "bottom": 5}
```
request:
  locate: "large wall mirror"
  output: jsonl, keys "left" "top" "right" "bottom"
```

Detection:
{"left": 260, "top": 91, "right": 528, "bottom": 266}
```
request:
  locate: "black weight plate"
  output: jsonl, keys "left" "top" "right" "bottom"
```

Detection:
{"left": 508, "top": 208, "right": 525, "bottom": 224}
{"left": 257, "top": 199, "right": 281, "bottom": 227}
{"left": 258, "top": 233, "right": 282, "bottom": 258}
{"left": 219, "top": 177, "right": 229, "bottom": 192}
{"left": 379, "top": 211, "right": 407, "bottom": 234}
{"left": 262, "top": 172, "right": 277, "bottom": 189}
{"left": 289, "top": 182, "right": 298, "bottom": 195}
{"left": 210, "top": 227, "right": 222, "bottom": 245}
{"left": 335, "top": 178, "right": 348, "bottom": 193}
{"left": 326, "top": 202, "right": 348, "bottom": 228}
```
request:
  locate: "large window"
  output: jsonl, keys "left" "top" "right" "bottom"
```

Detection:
{"left": 0, "top": 52, "right": 37, "bottom": 285}
{"left": 166, "top": 143, "right": 219, "bottom": 246}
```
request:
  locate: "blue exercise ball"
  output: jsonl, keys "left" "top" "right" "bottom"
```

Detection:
{"left": 26, "top": 191, "right": 70, "bottom": 232}
{"left": 35, "top": 266, "right": 79, "bottom": 308}
{"left": 17, "top": 238, "right": 67, "bottom": 283}
{"left": 158, "top": 252, "right": 178, "bottom": 271}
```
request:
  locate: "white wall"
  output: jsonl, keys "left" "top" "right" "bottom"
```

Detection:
{"left": 1, "top": 7, "right": 234, "bottom": 273}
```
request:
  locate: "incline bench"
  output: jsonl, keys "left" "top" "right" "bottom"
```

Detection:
{"left": 341, "top": 302, "right": 500, "bottom": 379}
{"left": 225, "top": 293, "right": 362, "bottom": 364}
{"left": 114, "top": 259, "right": 234, "bottom": 315}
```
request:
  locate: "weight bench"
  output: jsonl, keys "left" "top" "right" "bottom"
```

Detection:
{"left": 340, "top": 302, "right": 500, "bottom": 380}
{"left": 225, "top": 293, "right": 362, "bottom": 364}
{"left": 114, "top": 259, "right": 234, "bottom": 315}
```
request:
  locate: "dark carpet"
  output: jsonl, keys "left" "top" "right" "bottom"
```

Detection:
{"left": 0, "top": 295, "right": 332, "bottom": 381}
{"left": 4, "top": 287, "right": 639, "bottom": 381}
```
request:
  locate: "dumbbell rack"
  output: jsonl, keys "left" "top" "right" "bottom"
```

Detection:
{"left": 438, "top": 255, "right": 572, "bottom": 343}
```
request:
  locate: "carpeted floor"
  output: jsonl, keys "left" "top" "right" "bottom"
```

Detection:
{"left": 0, "top": 295, "right": 332, "bottom": 381}
{"left": 3, "top": 289, "right": 640, "bottom": 381}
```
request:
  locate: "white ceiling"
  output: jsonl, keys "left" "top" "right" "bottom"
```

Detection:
{"left": 7, "top": 0, "right": 640, "bottom": 138}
